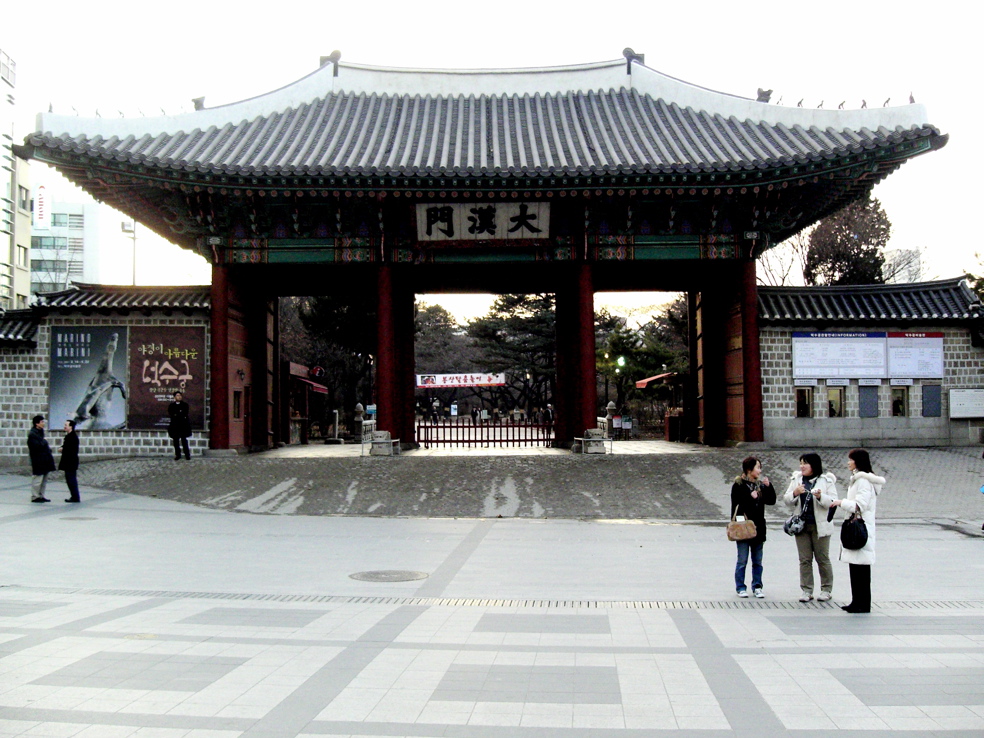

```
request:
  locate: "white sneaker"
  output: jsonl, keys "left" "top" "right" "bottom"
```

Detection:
{"left": 753, "top": 589, "right": 765, "bottom": 598}
{"left": 737, "top": 590, "right": 749, "bottom": 598}
{"left": 799, "top": 593, "right": 813, "bottom": 602}
{"left": 816, "top": 592, "right": 832, "bottom": 602}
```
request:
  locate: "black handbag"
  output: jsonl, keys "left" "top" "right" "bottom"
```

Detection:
{"left": 840, "top": 512, "right": 868, "bottom": 550}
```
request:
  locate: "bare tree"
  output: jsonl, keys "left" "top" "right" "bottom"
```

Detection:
{"left": 757, "top": 229, "right": 812, "bottom": 286}
{"left": 882, "top": 248, "right": 924, "bottom": 283}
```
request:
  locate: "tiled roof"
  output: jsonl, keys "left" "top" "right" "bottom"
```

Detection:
{"left": 35, "top": 283, "right": 211, "bottom": 312}
{"left": 758, "top": 279, "right": 982, "bottom": 324}
{"left": 27, "top": 60, "right": 945, "bottom": 180}
{"left": 0, "top": 310, "right": 40, "bottom": 347}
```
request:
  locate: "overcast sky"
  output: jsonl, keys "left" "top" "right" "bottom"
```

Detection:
{"left": 4, "top": 0, "right": 976, "bottom": 320}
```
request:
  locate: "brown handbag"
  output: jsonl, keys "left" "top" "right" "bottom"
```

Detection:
{"left": 727, "top": 505, "right": 757, "bottom": 541}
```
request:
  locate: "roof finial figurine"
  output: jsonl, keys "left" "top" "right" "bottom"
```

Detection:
{"left": 756, "top": 88, "right": 772, "bottom": 103}
{"left": 817, "top": 100, "right": 823, "bottom": 109}
{"left": 775, "top": 95, "right": 783, "bottom": 105}
{"left": 838, "top": 101, "right": 845, "bottom": 109}
{"left": 909, "top": 92, "right": 915, "bottom": 104}
{"left": 48, "top": 103, "right": 53, "bottom": 113}
{"left": 861, "top": 99, "right": 867, "bottom": 109}
{"left": 622, "top": 48, "right": 645, "bottom": 74}
{"left": 71, "top": 105, "right": 78, "bottom": 115}
{"left": 883, "top": 97, "right": 891, "bottom": 107}
{"left": 796, "top": 99, "right": 803, "bottom": 107}
{"left": 192, "top": 97, "right": 205, "bottom": 111}
{"left": 95, "top": 109, "right": 101, "bottom": 118}
{"left": 118, "top": 110, "right": 124, "bottom": 118}
{"left": 160, "top": 107, "right": 167, "bottom": 116}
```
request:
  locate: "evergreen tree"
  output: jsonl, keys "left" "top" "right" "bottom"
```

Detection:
{"left": 803, "top": 197, "right": 891, "bottom": 285}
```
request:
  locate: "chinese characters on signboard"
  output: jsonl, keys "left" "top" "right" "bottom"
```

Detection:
{"left": 49, "top": 327, "right": 129, "bottom": 430}
{"left": 416, "top": 373, "right": 507, "bottom": 388}
{"left": 416, "top": 203, "right": 550, "bottom": 242}
{"left": 127, "top": 327, "right": 207, "bottom": 430}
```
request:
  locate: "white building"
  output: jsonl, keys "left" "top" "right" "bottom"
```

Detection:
{"left": 1, "top": 47, "right": 30, "bottom": 310}
{"left": 30, "top": 197, "right": 101, "bottom": 296}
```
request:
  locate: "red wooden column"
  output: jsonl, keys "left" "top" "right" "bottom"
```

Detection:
{"left": 554, "top": 264, "right": 597, "bottom": 445}
{"left": 375, "top": 263, "right": 398, "bottom": 435}
{"left": 209, "top": 264, "right": 230, "bottom": 449}
{"left": 575, "top": 263, "right": 598, "bottom": 436}
{"left": 741, "top": 260, "right": 764, "bottom": 442}
{"left": 395, "top": 280, "right": 416, "bottom": 444}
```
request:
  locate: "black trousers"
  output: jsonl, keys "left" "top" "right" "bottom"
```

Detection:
{"left": 64, "top": 469, "right": 80, "bottom": 501}
{"left": 172, "top": 437, "right": 191, "bottom": 459}
{"left": 848, "top": 563, "right": 871, "bottom": 612}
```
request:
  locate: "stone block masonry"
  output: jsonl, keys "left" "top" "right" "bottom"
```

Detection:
{"left": 760, "top": 325, "right": 984, "bottom": 447}
{"left": 0, "top": 316, "right": 210, "bottom": 465}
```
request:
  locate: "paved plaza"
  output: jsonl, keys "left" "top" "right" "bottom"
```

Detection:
{"left": 1, "top": 444, "right": 983, "bottom": 737}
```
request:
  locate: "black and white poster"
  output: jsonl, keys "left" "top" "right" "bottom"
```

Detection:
{"left": 49, "top": 327, "right": 129, "bottom": 430}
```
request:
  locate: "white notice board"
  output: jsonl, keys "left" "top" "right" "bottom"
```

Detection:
{"left": 949, "top": 388, "right": 984, "bottom": 418}
{"left": 887, "top": 332, "right": 943, "bottom": 378}
{"left": 792, "top": 332, "right": 887, "bottom": 378}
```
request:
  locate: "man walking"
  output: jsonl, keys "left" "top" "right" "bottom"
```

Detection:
{"left": 58, "top": 419, "right": 81, "bottom": 503}
{"left": 27, "top": 415, "right": 56, "bottom": 503}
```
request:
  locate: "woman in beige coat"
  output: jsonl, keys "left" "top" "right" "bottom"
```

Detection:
{"left": 830, "top": 448, "right": 885, "bottom": 614}
{"left": 783, "top": 452, "right": 838, "bottom": 602}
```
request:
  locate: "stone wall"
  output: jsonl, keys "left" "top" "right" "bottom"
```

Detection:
{"left": 1, "top": 315, "right": 210, "bottom": 466}
{"left": 761, "top": 325, "right": 984, "bottom": 447}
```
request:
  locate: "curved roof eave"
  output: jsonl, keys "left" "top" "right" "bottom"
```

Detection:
{"left": 32, "top": 57, "right": 934, "bottom": 143}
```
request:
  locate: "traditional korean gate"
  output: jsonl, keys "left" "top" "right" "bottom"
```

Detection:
{"left": 415, "top": 418, "right": 554, "bottom": 448}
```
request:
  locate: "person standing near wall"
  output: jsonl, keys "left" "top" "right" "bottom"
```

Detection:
{"left": 58, "top": 419, "right": 81, "bottom": 503}
{"left": 167, "top": 392, "right": 192, "bottom": 460}
{"left": 27, "top": 415, "right": 55, "bottom": 503}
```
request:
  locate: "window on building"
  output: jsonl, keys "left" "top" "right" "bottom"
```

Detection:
{"left": 795, "top": 387, "right": 813, "bottom": 418}
{"left": 17, "top": 186, "right": 29, "bottom": 212}
{"left": 17, "top": 244, "right": 28, "bottom": 266}
{"left": 51, "top": 213, "right": 69, "bottom": 227}
{"left": 922, "top": 385, "right": 942, "bottom": 417}
{"left": 891, "top": 387, "right": 909, "bottom": 417}
{"left": 827, "top": 387, "right": 845, "bottom": 418}
{"left": 31, "top": 236, "right": 68, "bottom": 249}
{"left": 31, "top": 259, "right": 68, "bottom": 272}
{"left": 859, "top": 386, "right": 879, "bottom": 418}
{"left": 68, "top": 214, "right": 84, "bottom": 229}
{"left": 233, "top": 390, "right": 243, "bottom": 420}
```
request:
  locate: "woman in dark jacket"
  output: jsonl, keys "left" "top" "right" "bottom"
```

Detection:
{"left": 58, "top": 419, "right": 81, "bottom": 502}
{"left": 730, "top": 456, "right": 777, "bottom": 598}
{"left": 167, "top": 391, "right": 192, "bottom": 460}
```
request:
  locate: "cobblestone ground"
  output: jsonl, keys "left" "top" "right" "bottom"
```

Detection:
{"left": 7, "top": 445, "right": 982, "bottom": 522}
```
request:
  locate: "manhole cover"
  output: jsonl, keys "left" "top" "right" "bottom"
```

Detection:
{"left": 60, "top": 517, "right": 98, "bottom": 521}
{"left": 349, "top": 570, "right": 429, "bottom": 582}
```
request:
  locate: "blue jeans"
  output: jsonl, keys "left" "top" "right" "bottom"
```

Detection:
{"left": 735, "top": 540, "right": 764, "bottom": 592}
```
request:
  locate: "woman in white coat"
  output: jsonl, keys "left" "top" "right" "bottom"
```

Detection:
{"left": 830, "top": 448, "right": 885, "bottom": 613}
{"left": 783, "top": 452, "right": 838, "bottom": 602}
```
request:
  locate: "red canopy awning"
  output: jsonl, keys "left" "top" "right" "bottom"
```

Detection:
{"left": 296, "top": 377, "right": 328, "bottom": 394}
{"left": 635, "top": 372, "right": 676, "bottom": 389}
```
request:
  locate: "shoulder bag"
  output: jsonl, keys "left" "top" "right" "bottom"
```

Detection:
{"left": 840, "top": 512, "right": 868, "bottom": 550}
{"left": 727, "top": 505, "right": 757, "bottom": 541}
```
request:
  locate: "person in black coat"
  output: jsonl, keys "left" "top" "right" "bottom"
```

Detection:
{"left": 730, "top": 456, "right": 777, "bottom": 598}
{"left": 27, "top": 415, "right": 56, "bottom": 503}
{"left": 167, "top": 392, "right": 192, "bottom": 460}
{"left": 58, "top": 419, "right": 81, "bottom": 502}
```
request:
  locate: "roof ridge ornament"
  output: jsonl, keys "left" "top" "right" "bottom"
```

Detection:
{"left": 623, "top": 48, "right": 644, "bottom": 75}
{"left": 320, "top": 50, "right": 342, "bottom": 78}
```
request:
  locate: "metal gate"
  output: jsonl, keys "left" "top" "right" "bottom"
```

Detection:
{"left": 416, "top": 418, "right": 554, "bottom": 448}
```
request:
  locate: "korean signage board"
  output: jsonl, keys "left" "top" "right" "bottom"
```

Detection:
{"left": 127, "top": 327, "right": 206, "bottom": 430}
{"left": 949, "top": 388, "right": 984, "bottom": 418}
{"left": 49, "top": 327, "right": 129, "bottom": 429}
{"left": 34, "top": 184, "right": 49, "bottom": 230}
{"left": 792, "top": 332, "right": 943, "bottom": 380}
{"left": 417, "top": 373, "right": 507, "bottom": 388}
{"left": 416, "top": 203, "right": 550, "bottom": 242}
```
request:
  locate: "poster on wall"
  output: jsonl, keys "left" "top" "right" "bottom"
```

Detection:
{"left": 887, "top": 332, "right": 943, "bottom": 378}
{"left": 127, "top": 327, "right": 206, "bottom": 430}
{"left": 49, "top": 327, "right": 129, "bottom": 430}
{"left": 792, "top": 332, "right": 887, "bottom": 378}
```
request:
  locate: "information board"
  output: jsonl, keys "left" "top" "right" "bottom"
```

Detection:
{"left": 949, "top": 388, "right": 984, "bottom": 418}
{"left": 887, "top": 332, "right": 943, "bottom": 378}
{"left": 792, "top": 332, "right": 887, "bottom": 378}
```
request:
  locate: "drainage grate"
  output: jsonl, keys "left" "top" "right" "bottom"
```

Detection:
{"left": 349, "top": 570, "right": 429, "bottom": 582}
{"left": 10, "top": 587, "right": 984, "bottom": 611}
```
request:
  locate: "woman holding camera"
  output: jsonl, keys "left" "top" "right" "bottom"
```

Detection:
{"left": 730, "top": 456, "right": 777, "bottom": 598}
{"left": 783, "top": 453, "right": 838, "bottom": 602}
